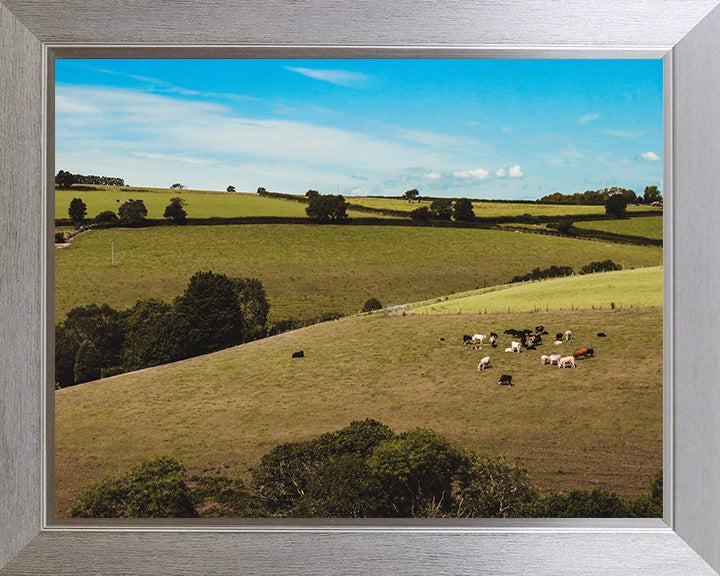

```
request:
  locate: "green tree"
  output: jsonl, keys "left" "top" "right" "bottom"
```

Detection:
{"left": 305, "top": 189, "right": 320, "bottom": 199}
{"left": 453, "top": 198, "right": 475, "bottom": 222}
{"left": 410, "top": 205, "right": 431, "bottom": 221}
{"left": 68, "top": 456, "right": 198, "bottom": 518}
{"left": 362, "top": 297, "right": 383, "bottom": 313}
{"left": 163, "top": 197, "right": 187, "bottom": 225}
{"left": 306, "top": 194, "right": 350, "bottom": 223}
{"left": 429, "top": 198, "right": 453, "bottom": 220}
{"left": 605, "top": 194, "right": 628, "bottom": 218}
{"left": 402, "top": 188, "right": 420, "bottom": 201}
{"left": 174, "top": 271, "right": 245, "bottom": 355}
{"left": 643, "top": 185, "right": 662, "bottom": 204}
{"left": 120, "top": 298, "right": 175, "bottom": 371}
{"left": 118, "top": 199, "right": 148, "bottom": 227}
{"left": 367, "top": 428, "right": 467, "bottom": 516}
{"left": 55, "top": 170, "right": 75, "bottom": 189}
{"left": 456, "top": 455, "right": 537, "bottom": 517}
{"left": 227, "top": 185, "right": 236, "bottom": 192}
{"left": 229, "top": 277, "right": 271, "bottom": 341}
{"left": 72, "top": 340, "right": 102, "bottom": 384}
{"left": 257, "top": 187, "right": 267, "bottom": 195}
{"left": 68, "top": 197, "right": 87, "bottom": 223}
{"left": 55, "top": 303, "right": 125, "bottom": 388}
{"left": 170, "top": 183, "right": 186, "bottom": 190}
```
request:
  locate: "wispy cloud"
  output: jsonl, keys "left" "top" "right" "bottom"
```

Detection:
{"left": 285, "top": 67, "right": 368, "bottom": 87}
{"left": 496, "top": 168, "right": 507, "bottom": 177}
{"left": 454, "top": 168, "right": 490, "bottom": 180}
{"left": 640, "top": 151, "right": 661, "bottom": 161}
{"left": 603, "top": 129, "right": 643, "bottom": 139}
{"left": 579, "top": 113, "right": 600, "bottom": 124}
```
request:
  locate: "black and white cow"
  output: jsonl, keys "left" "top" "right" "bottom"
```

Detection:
{"left": 498, "top": 374, "right": 513, "bottom": 386}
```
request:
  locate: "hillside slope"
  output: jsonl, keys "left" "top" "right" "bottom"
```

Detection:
{"left": 56, "top": 305, "right": 662, "bottom": 517}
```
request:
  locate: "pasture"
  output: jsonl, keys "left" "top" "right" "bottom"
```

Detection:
{"left": 54, "top": 224, "right": 663, "bottom": 323}
{"left": 573, "top": 216, "right": 664, "bottom": 240}
{"left": 55, "top": 187, "right": 382, "bottom": 220}
{"left": 55, "top": 306, "right": 662, "bottom": 518}
{"left": 348, "top": 196, "right": 661, "bottom": 217}
{"left": 409, "top": 267, "right": 662, "bottom": 314}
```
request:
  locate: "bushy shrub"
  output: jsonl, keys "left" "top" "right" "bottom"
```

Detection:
{"left": 55, "top": 231, "right": 66, "bottom": 243}
{"left": 410, "top": 206, "right": 431, "bottom": 221}
{"left": 580, "top": 259, "right": 622, "bottom": 274}
{"left": 518, "top": 488, "right": 629, "bottom": 518}
{"left": 94, "top": 210, "right": 119, "bottom": 226}
{"left": 362, "top": 298, "right": 383, "bottom": 312}
{"left": 68, "top": 456, "right": 198, "bottom": 518}
{"left": 511, "top": 265, "right": 574, "bottom": 283}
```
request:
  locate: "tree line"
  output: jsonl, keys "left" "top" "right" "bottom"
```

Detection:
{"left": 510, "top": 260, "right": 622, "bottom": 283}
{"left": 68, "top": 197, "right": 187, "bottom": 227}
{"left": 67, "top": 419, "right": 663, "bottom": 519}
{"left": 539, "top": 186, "right": 662, "bottom": 206}
{"left": 56, "top": 170, "right": 125, "bottom": 188}
{"left": 55, "top": 271, "right": 270, "bottom": 388}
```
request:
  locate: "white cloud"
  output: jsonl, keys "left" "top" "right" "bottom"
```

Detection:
{"left": 285, "top": 67, "right": 368, "bottom": 87}
{"left": 496, "top": 168, "right": 507, "bottom": 178}
{"left": 579, "top": 113, "right": 600, "bottom": 124}
{"left": 424, "top": 172, "right": 441, "bottom": 179}
{"left": 640, "top": 151, "right": 661, "bottom": 161}
{"left": 509, "top": 164, "right": 524, "bottom": 177}
{"left": 603, "top": 129, "right": 643, "bottom": 139}
{"left": 454, "top": 168, "right": 489, "bottom": 180}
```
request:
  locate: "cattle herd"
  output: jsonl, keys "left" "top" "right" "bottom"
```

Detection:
{"left": 460, "top": 324, "right": 603, "bottom": 387}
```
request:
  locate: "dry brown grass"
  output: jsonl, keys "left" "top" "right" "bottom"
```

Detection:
{"left": 55, "top": 307, "right": 662, "bottom": 517}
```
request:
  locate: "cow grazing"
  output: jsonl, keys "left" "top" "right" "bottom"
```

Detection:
{"left": 549, "top": 354, "right": 562, "bottom": 365}
{"left": 540, "top": 355, "right": 550, "bottom": 365}
{"left": 556, "top": 333, "right": 564, "bottom": 341}
{"left": 292, "top": 350, "right": 304, "bottom": 358}
{"left": 498, "top": 374, "right": 513, "bottom": 386}
{"left": 535, "top": 325, "right": 545, "bottom": 334}
{"left": 511, "top": 341, "right": 521, "bottom": 353}
{"left": 489, "top": 335, "right": 498, "bottom": 347}
{"left": 597, "top": 332, "right": 607, "bottom": 337}
{"left": 463, "top": 334, "right": 473, "bottom": 344}
{"left": 586, "top": 348, "right": 594, "bottom": 357}
{"left": 477, "top": 356, "right": 491, "bottom": 371}
{"left": 565, "top": 330, "right": 573, "bottom": 341}
{"left": 558, "top": 356, "right": 576, "bottom": 368}
{"left": 573, "top": 348, "right": 589, "bottom": 360}
{"left": 473, "top": 334, "right": 486, "bottom": 344}
{"left": 490, "top": 332, "right": 499, "bottom": 339}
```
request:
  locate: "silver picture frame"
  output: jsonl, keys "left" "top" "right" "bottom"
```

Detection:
{"left": 2, "top": 1, "right": 720, "bottom": 574}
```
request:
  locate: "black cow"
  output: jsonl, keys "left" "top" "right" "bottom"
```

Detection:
{"left": 490, "top": 332, "right": 499, "bottom": 339}
{"left": 292, "top": 350, "right": 304, "bottom": 358}
{"left": 597, "top": 332, "right": 607, "bottom": 337}
{"left": 463, "top": 334, "right": 473, "bottom": 344}
{"left": 556, "top": 333, "right": 564, "bottom": 341}
{"left": 586, "top": 348, "right": 595, "bottom": 357}
{"left": 498, "top": 374, "right": 513, "bottom": 387}
{"left": 535, "top": 325, "right": 545, "bottom": 334}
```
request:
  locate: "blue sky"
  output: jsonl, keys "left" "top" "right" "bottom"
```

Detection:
{"left": 55, "top": 59, "right": 663, "bottom": 199}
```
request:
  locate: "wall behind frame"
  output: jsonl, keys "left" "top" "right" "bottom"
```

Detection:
{"left": 0, "top": 3, "right": 44, "bottom": 569}
{"left": 672, "top": 5, "right": 720, "bottom": 571}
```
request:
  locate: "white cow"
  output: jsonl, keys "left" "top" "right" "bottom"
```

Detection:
{"left": 565, "top": 330, "right": 573, "bottom": 341}
{"left": 540, "top": 355, "right": 550, "bottom": 365}
{"left": 504, "top": 347, "right": 514, "bottom": 353}
{"left": 511, "top": 341, "right": 521, "bottom": 353}
{"left": 477, "top": 356, "right": 491, "bottom": 370}
{"left": 549, "top": 354, "right": 562, "bottom": 365}
{"left": 553, "top": 340, "right": 563, "bottom": 345}
{"left": 473, "top": 334, "right": 486, "bottom": 344}
{"left": 558, "top": 356, "right": 576, "bottom": 368}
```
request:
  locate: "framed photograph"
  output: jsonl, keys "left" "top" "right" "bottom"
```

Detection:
{"left": 2, "top": 1, "right": 720, "bottom": 574}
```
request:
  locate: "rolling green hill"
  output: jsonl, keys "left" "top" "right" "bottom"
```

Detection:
{"left": 55, "top": 224, "right": 662, "bottom": 323}
{"left": 55, "top": 187, "right": 387, "bottom": 220}
{"left": 574, "top": 216, "right": 663, "bottom": 240}
{"left": 409, "top": 267, "right": 662, "bottom": 314}
{"left": 55, "top": 305, "right": 662, "bottom": 518}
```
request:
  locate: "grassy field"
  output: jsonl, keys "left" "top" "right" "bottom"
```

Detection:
{"left": 55, "top": 224, "right": 663, "bottom": 323}
{"left": 55, "top": 187, "right": 385, "bottom": 220}
{"left": 409, "top": 267, "right": 662, "bottom": 314}
{"left": 573, "top": 216, "right": 664, "bottom": 240}
{"left": 55, "top": 306, "right": 662, "bottom": 517}
{"left": 349, "top": 197, "right": 662, "bottom": 217}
